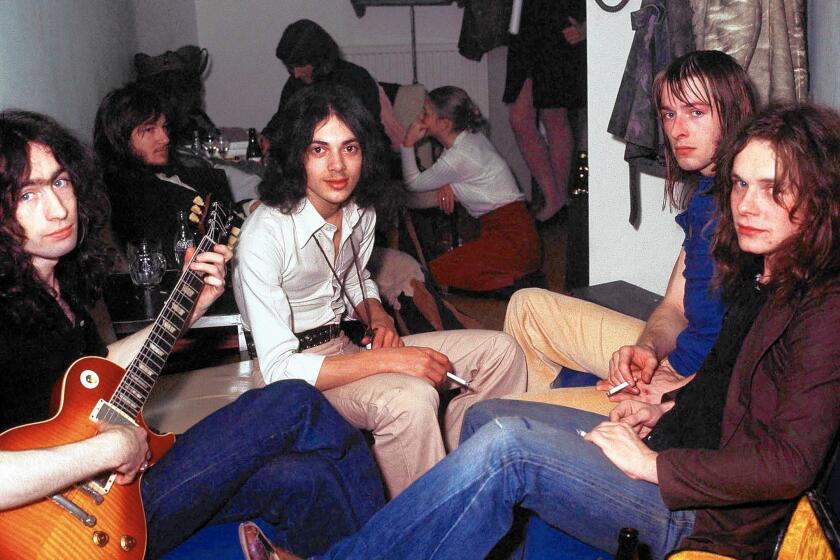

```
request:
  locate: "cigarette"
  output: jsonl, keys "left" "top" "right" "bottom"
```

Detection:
{"left": 575, "top": 428, "right": 588, "bottom": 438}
{"left": 606, "top": 380, "right": 631, "bottom": 397}
{"left": 446, "top": 372, "right": 472, "bottom": 390}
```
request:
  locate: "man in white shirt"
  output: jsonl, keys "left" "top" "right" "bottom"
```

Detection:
{"left": 233, "top": 84, "right": 526, "bottom": 497}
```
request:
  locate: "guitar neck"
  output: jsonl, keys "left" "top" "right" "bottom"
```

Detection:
{"left": 109, "top": 234, "right": 217, "bottom": 418}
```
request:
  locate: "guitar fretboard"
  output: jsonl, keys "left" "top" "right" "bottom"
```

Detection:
{"left": 104, "top": 232, "right": 221, "bottom": 421}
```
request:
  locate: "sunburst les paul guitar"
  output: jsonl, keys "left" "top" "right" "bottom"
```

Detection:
{"left": 0, "top": 203, "right": 233, "bottom": 559}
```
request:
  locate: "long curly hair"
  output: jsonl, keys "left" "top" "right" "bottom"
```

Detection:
{"left": 653, "top": 51, "right": 757, "bottom": 209}
{"left": 0, "top": 110, "right": 110, "bottom": 327}
{"left": 260, "top": 84, "right": 391, "bottom": 216}
{"left": 427, "top": 86, "right": 488, "bottom": 134}
{"left": 713, "top": 103, "right": 840, "bottom": 304}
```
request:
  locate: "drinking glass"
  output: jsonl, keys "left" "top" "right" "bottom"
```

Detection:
{"left": 128, "top": 239, "right": 166, "bottom": 287}
{"left": 203, "top": 133, "right": 218, "bottom": 158}
{"left": 217, "top": 134, "right": 230, "bottom": 158}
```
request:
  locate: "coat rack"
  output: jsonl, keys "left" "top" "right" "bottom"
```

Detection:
{"left": 351, "top": 0, "right": 454, "bottom": 84}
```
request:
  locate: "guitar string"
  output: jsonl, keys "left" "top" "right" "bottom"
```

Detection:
{"left": 110, "top": 211, "right": 229, "bottom": 413}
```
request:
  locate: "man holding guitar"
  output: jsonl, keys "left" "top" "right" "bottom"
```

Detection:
{"left": 0, "top": 110, "right": 384, "bottom": 558}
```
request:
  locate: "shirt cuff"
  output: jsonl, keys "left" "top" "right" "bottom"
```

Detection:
{"left": 261, "top": 352, "right": 325, "bottom": 387}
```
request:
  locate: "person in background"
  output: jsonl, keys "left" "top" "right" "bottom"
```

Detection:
{"left": 233, "top": 84, "right": 526, "bottom": 499}
{"left": 401, "top": 86, "right": 540, "bottom": 292}
{"left": 94, "top": 82, "right": 239, "bottom": 267}
{"left": 242, "top": 101, "right": 840, "bottom": 560}
{"left": 505, "top": 50, "right": 757, "bottom": 409}
{"left": 261, "top": 19, "right": 381, "bottom": 150}
{"left": 0, "top": 110, "right": 384, "bottom": 558}
{"left": 505, "top": 0, "right": 586, "bottom": 222}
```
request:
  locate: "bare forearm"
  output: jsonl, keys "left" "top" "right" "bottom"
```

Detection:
{"left": 106, "top": 324, "right": 153, "bottom": 368}
{"left": 636, "top": 302, "right": 687, "bottom": 362}
{"left": 315, "top": 344, "right": 449, "bottom": 390}
{"left": 354, "top": 299, "right": 392, "bottom": 329}
{"left": 0, "top": 434, "right": 119, "bottom": 509}
{"left": 315, "top": 350, "right": 394, "bottom": 390}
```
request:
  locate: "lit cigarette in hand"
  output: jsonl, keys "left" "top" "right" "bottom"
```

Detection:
{"left": 606, "top": 380, "right": 631, "bottom": 397}
{"left": 447, "top": 372, "right": 472, "bottom": 390}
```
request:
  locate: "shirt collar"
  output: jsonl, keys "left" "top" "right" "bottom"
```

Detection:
{"left": 292, "top": 198, "right": 363, "bottom": 248}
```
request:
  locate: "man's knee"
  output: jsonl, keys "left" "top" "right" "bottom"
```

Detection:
{"left": 246, "top": 379, "right": 323, "bottom": 409}
{"left": 463, "top": 413, "right": 541, "bottom": 462}
{"left": 483, "top": 330, "right": 526, "bottom": 369}
{"left": 506, "top": 288, "right": 547, "bottom": 321}
{"left": 370, "top": 377, "right": 440, "bottom": 430}
{"left": 461, "top": 398, "right": 513, "bottom": 443}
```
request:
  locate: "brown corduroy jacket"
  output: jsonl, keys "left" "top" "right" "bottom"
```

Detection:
{"left": 657, "top": 284, "right": 840, "bottom": 559}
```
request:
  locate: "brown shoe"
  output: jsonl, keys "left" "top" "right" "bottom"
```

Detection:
{"left": 238, "top": 522, "right": 303, "bottom": 560}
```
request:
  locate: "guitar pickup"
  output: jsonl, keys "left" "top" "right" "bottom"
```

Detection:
{"left": 89, "top": 399, "right": 138, "bottom": 427}
{"left": 88, "top": 400, "right": 138, "bottom": 494}
{"left": 76, "top": 482, "right": 105, "bottom": 505}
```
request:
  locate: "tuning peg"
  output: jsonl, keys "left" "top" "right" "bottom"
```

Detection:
{"left": 227, "top": 226, "right": 241, "bottom": 250}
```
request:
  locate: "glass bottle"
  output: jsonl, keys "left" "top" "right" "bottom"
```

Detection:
{"left": 173, "top": 210, "right": 196, "bottom": 267}
{"left": 246, "top": 127, "right": 262, "bottom": 162}
{"left": 614, "top": 527, "right": 640, "bottom": 560}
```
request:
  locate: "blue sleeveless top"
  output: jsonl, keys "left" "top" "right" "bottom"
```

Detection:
{"left": 668, "top": 175, "right": 725, "bottom": 374}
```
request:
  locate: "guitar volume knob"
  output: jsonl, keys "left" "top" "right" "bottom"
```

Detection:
{"left": 92, "top": 531, "right": 109, "bottom": 547}
{"left": 121, "top": 535, "right": 137, "bottom": 551}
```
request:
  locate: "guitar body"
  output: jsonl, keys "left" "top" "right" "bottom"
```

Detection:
{"left": 0, "top": 356, "right": 175, "bottom": 560}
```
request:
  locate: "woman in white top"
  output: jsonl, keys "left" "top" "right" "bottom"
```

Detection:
{"left": 402, "top": 86, "right": 540, "bottom": 292}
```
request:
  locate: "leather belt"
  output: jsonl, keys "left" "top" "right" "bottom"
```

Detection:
{"left": 296, "top": 323, "right": 342, "bottom": 351}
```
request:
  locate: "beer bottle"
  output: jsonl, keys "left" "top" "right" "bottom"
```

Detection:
{"left": 246, "top": 128, "right": 261, "bottom": 162}
{"left": 614, "top": 527, "right": 640, "bottom": 560}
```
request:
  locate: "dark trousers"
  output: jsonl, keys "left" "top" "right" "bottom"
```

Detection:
{"left": 141, "top": 380, "right": 385, "bottom": 558}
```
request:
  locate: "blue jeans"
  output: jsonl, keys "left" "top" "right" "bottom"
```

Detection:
{"left": 315, "top": 399, "right": 693, "bottom": 559}
{"left": 141, "top": 380, "right": 385, "bottom": 558}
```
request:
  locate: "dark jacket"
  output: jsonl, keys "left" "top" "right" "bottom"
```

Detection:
{"left": 105, "top": 165, "right": 232, "bottom": 267}
{"left": 657, "top": 284, "right": 840, "bottom": 558}
{"left": 607, "top": 0, "right": 695, "bottom": 164}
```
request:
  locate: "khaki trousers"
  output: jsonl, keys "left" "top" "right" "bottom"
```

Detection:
{"left": 314, "top": 330, "right": 526, "bottom": 498}
{"left": 503, "top": 288, "right": 646, "bottom": 416}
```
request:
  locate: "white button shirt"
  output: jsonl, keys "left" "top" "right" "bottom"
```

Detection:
{"left": 401, "top": 130, "right": 524, "bottom": 218}
{"left": 232, "top": 199, "right": 379, "bottom": 386}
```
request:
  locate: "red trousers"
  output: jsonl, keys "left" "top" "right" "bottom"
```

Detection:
{"left": 430, "top": 201, "right": 541, "bottom": 292}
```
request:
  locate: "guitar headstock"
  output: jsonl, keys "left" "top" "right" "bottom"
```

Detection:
{"left": 203, "top": 201, "right": 234, "bottom": 246}
{"left": 190, "top": 196, "right": 240, "bottom": 250}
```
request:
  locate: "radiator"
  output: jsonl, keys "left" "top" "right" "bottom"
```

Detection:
{"left": 343, "top": 43, "right": 490, "bottom": 117}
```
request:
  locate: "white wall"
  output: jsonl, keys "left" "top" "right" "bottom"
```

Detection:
{"left": 0, "top": 0, "right": 139, "bottom": 139}
{"left": 131, "top": 0, "right": 198, "bottom": 54}
{"left": 193, "top": 0, "right": 464, "bottom": 129}
{"left": 586, "top": 0, "right": 682, "bottom": 294}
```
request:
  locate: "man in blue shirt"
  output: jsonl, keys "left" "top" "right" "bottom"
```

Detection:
{"left": 504, "top": 50, "right": 757, "bottom": 410}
